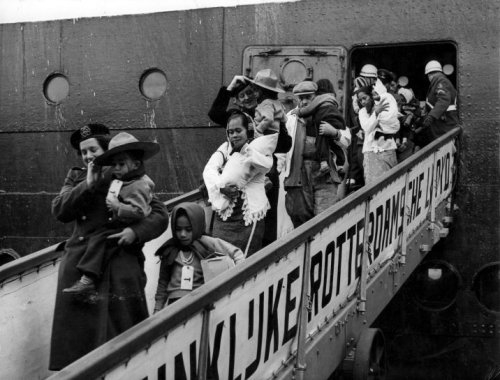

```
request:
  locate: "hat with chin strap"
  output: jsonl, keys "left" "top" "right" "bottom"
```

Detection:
{"left": 94, "top": 132, "right": 160, "bottom": 166}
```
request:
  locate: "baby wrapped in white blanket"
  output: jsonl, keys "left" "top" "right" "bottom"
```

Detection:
{"left": 212, "top": 133, "right": 277, "bottom": 225}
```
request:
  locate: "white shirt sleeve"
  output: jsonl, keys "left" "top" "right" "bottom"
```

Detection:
{"left": 376, "top": 94, "right": 400, "bottom": 134}
{"left": 203, "top": 142, "right": 230, "bottom": 207}
{"left": 337, "top": 127, "right": 351, "bottom": 149}
{"left": 359, "top": 107, "right": 378, "bottom": 133}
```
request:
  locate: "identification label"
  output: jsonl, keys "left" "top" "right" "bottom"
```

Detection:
{"left": 180, "top": 265, "right": 194, "bottom": 290}
{"left": 107, "top": 180, "right": 123, "bottom": 202}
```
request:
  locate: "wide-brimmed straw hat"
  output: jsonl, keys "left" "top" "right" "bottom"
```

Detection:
{"left": 248, "top": 69, "right": 284, "bottom": 93}
{"left": 94, "top": 132, "right": 160, "bottom": 165}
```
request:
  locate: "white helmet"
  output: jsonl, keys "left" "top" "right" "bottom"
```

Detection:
{"left": 360, "top": 64, "right": 378, "bottom": 78}
{"left": 425, "top": 60, "right": 442, "bottom": 75}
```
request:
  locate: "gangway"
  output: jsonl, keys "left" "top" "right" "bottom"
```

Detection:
{"left": 0, "top": 128, "right": 460, "bottom": 380}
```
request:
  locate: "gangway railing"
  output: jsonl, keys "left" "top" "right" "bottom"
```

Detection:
{"left": 0, "top": 189, "right": 208, "bottom": 380}
{"left": 0, "top": 128, "right": 460, "bottom": 380}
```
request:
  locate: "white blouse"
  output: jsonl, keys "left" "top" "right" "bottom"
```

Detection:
{"left": 203, "top": 140, "right": 271, "bottom": 225}
{"left": 358, "top": 93, "right": 399, "bottom": 153}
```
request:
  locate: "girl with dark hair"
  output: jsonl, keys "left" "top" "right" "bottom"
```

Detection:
{"left": 153, "top": 202, "right": 244, "bottom": 311}
{"left": 357, "top": 81, "right": 399, "bottom": 185}
{"left": 207, "top": 71, "right": 292, "bottom": 249}
{"left": 203, "top": 111, "right": 268, "bottom": 256}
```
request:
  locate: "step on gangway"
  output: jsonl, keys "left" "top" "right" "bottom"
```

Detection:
{"left": 0, "top": 128, "right": 461, "bottom": 380}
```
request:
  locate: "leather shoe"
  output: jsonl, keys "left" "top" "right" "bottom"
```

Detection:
{"left": 63, "top": 280, "right": 96, "bottom": 294}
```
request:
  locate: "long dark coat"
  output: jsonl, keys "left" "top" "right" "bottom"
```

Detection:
{"left": 49, "top": 168, "right": 168, "bottom": 370}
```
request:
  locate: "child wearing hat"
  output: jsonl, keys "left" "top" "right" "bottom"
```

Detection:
{"left": 63, "top": 132, "right": 160, "bottom": 294}
{"left": 250, "top": 69, "right": 287, "bottom": 141}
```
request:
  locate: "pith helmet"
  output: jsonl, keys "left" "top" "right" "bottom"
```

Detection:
{"left": 248, "top": 69, "right": 285, "bottom": 93}
{"left": 425, "top": 60, "right": 443, "bottom": 74}
{"left": 360, "top": 64, "right": 378, "bottom": 78}
{"left": 94, "top": 132, "right": 160, "bottom": 166}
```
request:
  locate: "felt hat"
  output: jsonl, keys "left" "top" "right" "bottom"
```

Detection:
{"left": 248, "top": 69, "right": 284, "bottom": 93}
{"left": 293, "top": 81, "right": 318, "bottom": 96}
{"left": 94, "top": 132, "right": 160, "bottom": 166}
{"left": 70, "top": 123, "right": 110, "bottom": 150}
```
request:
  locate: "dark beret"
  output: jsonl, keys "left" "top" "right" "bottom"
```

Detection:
{"left": 70, "top": 123, "right": 110, "bottom": 150}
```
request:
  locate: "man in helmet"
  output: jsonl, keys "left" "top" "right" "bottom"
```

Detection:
{"left": 419, "top": 60, "right": 458, "bottom": 146}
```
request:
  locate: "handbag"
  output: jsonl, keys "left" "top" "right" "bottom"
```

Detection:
{"left": 200, "top": 254, "right": 235, "bottom": 282}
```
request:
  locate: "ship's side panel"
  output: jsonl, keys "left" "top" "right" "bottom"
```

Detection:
{"left": 0, "top": 8, "right": 228, "bottom": 254}
{"left": 1, "top": 0, "right": 498, "bottom": 258}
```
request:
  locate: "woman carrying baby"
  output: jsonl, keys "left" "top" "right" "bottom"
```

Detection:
{"left": 203, "top": 111, "right": 274, "bottom": 257}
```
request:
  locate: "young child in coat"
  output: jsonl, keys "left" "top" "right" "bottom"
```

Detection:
{"left": 63, "top": 132, "right": 159, "bottom": 294}
{"left": 291, "top": 79, "right": 345, "bottom": 174}
{"left": 250, "top": 69, "right": 287, "bottom": 141}
{"left": 153, "top": 202, "right": 244, "bottom": 312}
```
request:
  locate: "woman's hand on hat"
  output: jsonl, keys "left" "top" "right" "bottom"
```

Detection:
{"left": 227, "top": 75, "right": 247, "bottom": 92}
{"left": 107, "top": 227, "right": 137, "bottom": 246}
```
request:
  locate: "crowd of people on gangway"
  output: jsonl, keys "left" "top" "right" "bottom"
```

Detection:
{"left": 48, "top": 59, "right": 458, "bottom": 371}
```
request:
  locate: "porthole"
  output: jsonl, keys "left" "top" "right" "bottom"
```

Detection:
{"left": 472, "top": 262, "right": 500, "bottom": 314}
{"left": 411, "top": 260, "right": 461, "bottom": 312}
{"left": 43, "top": 73, "right": 69, "bottom": 104}
{"left": 280, "top": 59, "right": 312, "bottom": 89}
{"left": 139, "top": 68, "right": 167, "bottom": 100}
{"left": 0, "top": 248, "right": 20, "bottom": 266}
